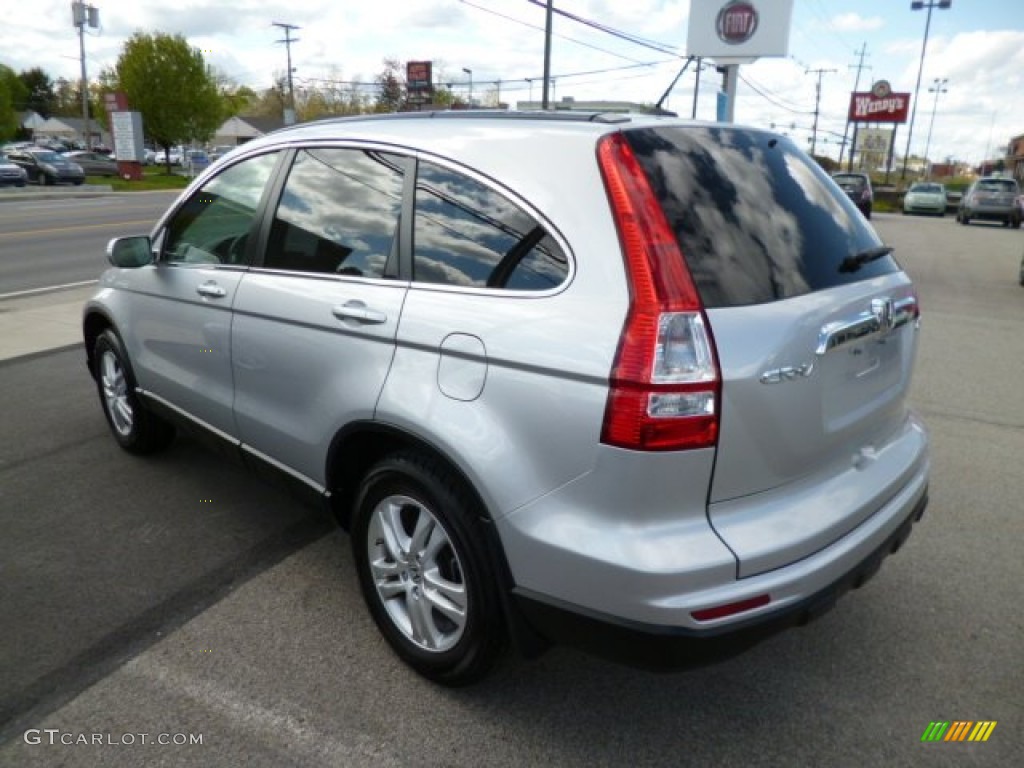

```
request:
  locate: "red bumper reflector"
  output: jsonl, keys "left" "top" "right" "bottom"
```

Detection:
{"left": 691, "top": 594, "right": 771, "bottom": 622}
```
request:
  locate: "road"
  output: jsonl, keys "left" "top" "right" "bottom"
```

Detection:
{"left": 0, "top": 192, "right": 177, "bottom": 295}
{"left": 0, "top": 211, "right": 1021, "bottom": 767}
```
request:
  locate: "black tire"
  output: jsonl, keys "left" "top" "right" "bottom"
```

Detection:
{"left": 73, "top": 179, "right": 84, "bottom": 186}
{"left": 42, "top": 173, "right": 53, "bottom": 186}
{"left": 960, "top": 214, "right": 970, "bottom": 226}
{"left": 93, "top": 329, "right": 175, "bottom": 454}
{"left": 351, "top": 452, "right": 506, "bottom": 686}
{"left": 1012, "top": 217, "right": 1021, "bottom": 230}
{"left": 1019, "top": 257, "right": 1024, "bottom": 286}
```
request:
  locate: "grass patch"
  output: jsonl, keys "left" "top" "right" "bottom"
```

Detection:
{"left": 85, "top": 166, "right": 192, "bottom": 191}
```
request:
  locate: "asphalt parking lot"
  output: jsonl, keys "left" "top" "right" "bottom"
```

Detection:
{"left": 0, "top": 212, "right": 1021, "bottom": 767}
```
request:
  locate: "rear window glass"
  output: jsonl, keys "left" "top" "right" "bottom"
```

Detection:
{"left": 833, "top": 174, "right": 867, "bottom": 189}
{"left": 975, "top": 179, "right": 1018, "bottom": 193}
{"left": 624, "top": 127, "right": 899, "bottom": 308}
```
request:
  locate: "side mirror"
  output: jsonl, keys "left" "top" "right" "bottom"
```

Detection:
{"left": 106, "top": 235, "right": 154, "bottom": 268}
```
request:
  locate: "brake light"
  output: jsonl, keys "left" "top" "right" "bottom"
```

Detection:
{"left": 597, "top": 132, "right": 721, "bottom": 452}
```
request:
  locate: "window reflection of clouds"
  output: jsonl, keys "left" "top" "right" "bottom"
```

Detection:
{"left": 270, "top": 149, "right": 404, "bottom": 276}
{"left": 629, "top": 128, "right": 886, "bottom": 307}
{"left": 207, "top": 154, "right": 278, "bottom": 212}
{"left": 640, "top": 131, "right": 809, "bottom": 305}
{"left": 414, "top": 163, "right": 568, "bottom": 290}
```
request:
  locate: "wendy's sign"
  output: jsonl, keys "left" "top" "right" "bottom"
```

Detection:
{"left": 848, "top": 81, "right": 911, "bottom": 124}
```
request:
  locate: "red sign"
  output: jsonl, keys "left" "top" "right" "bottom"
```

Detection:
{"left": 716, "top": 1, "right": 758, "bottom": 45}
{"left": 848, "top": 91, "right": 911, "bottom": 123}
{"left": 406, "top": 61, "right": 432, "bottom": 90}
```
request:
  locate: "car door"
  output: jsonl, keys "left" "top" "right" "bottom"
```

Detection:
{"left": 230, "top": 146, "right": 410, "bottom": 487}
{"left": 114, "top": 150, "right": 283, "bottom": 438}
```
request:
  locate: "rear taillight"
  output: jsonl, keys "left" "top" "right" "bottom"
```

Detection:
{"left": 596, "top": 132, "right": 721, "bottom": 452}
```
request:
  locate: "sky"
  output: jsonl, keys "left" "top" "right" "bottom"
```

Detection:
{"left": 3, "top": 0, "right": 1022, "bottom": 166}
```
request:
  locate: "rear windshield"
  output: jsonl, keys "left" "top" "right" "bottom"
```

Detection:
{"left": 624, "top": 126, "right": 898, "bottom": 308}
{"left": 833, "top": 174, "right": 867, "bottom": 189}
{"left": 975, "top": 179, "right": 1018, "bottom": 193}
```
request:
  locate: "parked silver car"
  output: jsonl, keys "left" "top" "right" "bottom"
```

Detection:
{"left": 0, "top": 151, "right": 28, "bottom": 187}
{"left": 957, "top": 176, "right": 1021, "bottom": 227}
{"left": 83, "top": 112, "right": 929, "bottom": 684}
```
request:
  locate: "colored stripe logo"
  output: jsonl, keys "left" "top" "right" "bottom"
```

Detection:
{"left": 921, "top": 721, "right": 997, "bottom": 742}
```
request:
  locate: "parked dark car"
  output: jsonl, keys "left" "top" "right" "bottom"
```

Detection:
{"left": 957, "top": 176, "right": 1021, "bottom": 228}
{"left": 832, "top": 172, "right": 873, "bottom": 219}
{"left": 63, "top": 150, "right": 119, "bottom": 177}
{"left": 831, "top": 174, "right": 872, "bottom": 219}
{"left": 6, "top": 148, "right": 85, "bottom": 186}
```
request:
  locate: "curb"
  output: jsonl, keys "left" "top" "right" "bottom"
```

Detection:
{"left": 0, "top": 185, "right": 115, "bottom": 203}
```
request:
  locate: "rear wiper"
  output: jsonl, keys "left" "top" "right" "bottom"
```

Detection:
{"left": 838, "top": 245, "right": 893, "bottom": 274}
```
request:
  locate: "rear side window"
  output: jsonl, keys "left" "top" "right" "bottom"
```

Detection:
{"left": 413, "top": 161, "right": 569, "bottom": 290}
{"left": 264, "top": 148, "right": 406, "bottom": 278}
{"left": 624, "top": 127, "right": 899, "bottom": 308}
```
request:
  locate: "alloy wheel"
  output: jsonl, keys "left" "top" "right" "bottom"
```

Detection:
{"left": 366, "top": 494, "right": 467, "bottom": 653}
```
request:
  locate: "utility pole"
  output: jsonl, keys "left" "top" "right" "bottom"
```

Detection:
{"left": 840, "top": 43, "right": 870, "bottom": 167}
{"left": 272, "top": 21, "right": 300, "bottom": 124}
{"left": 542, "top": 0, "right": 553, "bottom": 109}
{"left": 806, "top": 67, "right": 836, "bottom": 157}
{"left": 72, "top": 2, "right": 99, "bottom": 149}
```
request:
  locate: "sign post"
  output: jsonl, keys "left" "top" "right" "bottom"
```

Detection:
{"left": 687, "top": 0, "right": 794, "bottom": 123}
{"left": 104, "top": 92, "right": 144, "bottom": 181}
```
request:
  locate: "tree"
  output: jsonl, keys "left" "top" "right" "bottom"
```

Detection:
{"left": 0, "top": 65, "right": 18, "bottom": 140}
{"left": 374, "top": 58, "right": 405, "bottom": 113}
{"left": 17, "top": 67, "right": 56, "bottom": 118}
{"left": 114, "top": 32, "right": 224, "bottom": 169}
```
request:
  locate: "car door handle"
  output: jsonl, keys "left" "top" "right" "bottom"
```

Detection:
{"left": 332, "top": 301, "right": 387, "bottom": 325}
{"left": 196, "top": 281, "right": 227, "bottom": 299}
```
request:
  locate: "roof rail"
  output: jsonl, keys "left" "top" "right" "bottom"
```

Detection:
{"left": 275, "top": 110, "right": 635, "bottom": 134}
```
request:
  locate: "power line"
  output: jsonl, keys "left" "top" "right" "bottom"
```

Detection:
{"left": 523, "top": 0, "right": 682, "bottom": 57}
{"left": 457, "top": 0, "right": 648, "bottom": 64}
{"left": 737, "top": 72, "right": 813, "bottom": 115}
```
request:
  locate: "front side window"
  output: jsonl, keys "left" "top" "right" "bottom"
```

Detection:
{"left": 413, "top": 161, "right": 569, "bottom": 291}
{"left": 163, "top": 152, "right": 279, "bottom": 266}
{"left": 263, "top": 148, "right": 406, "bottom": 278}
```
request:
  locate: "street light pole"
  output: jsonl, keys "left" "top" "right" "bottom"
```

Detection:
{"left": 923, "top": 77, "right": 948, "bottom": 178}
{"left": 462, "top": 68, "right": 473, "bottom": 107}
{"left": 901, "top": 0, "right": 952, "bottom": 180}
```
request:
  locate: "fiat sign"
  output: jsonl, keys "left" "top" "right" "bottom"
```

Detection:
{"left": 717, "top": 2, "right": 758, "bottom": 45}
{"left": 687, "top": 0, "right": 793, "bottom": 59}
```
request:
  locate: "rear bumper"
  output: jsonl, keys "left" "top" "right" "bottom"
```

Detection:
{"left": 515, "top": 490, "right": 927, "bottom": 670}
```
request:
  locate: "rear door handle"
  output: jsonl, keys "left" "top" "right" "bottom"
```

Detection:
{"left": 332, "top": 301, "right": 387, "bottom": 325}
{"left": 196, "top": 281, "right": 227, "bottom": 299}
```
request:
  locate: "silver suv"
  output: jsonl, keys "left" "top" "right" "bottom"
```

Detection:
{"left": 84, "top": 112, "right": 929, "bottom": 685}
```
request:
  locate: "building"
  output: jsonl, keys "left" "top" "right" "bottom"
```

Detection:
{"left": 32, "top": 116, "right": 110, "bottom": 148}
{"left": 211, "top": 116, "right": 287, "bottom": 147}
{"left": 1007, "top": 133, "right": 1024, "bottom": 183}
